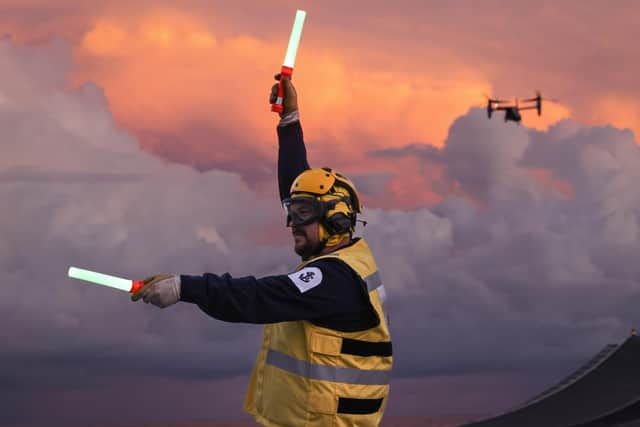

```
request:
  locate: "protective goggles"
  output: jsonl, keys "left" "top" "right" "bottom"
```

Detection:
{"left": 283, "top": 197, "right": 324, "bottom": 226}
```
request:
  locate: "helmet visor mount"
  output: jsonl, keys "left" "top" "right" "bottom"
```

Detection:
{"left": 283, "top": 197, "right": 323, "bottom": 227}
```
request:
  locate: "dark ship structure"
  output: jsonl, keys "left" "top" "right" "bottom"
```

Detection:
{"left": 461, "top": 333, "right": 640, "bottom": 427}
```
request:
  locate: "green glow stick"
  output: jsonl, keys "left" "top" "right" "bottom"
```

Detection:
{"left": 68, "top": 266, "right": 144, "bottom": 293}
{"left": 283, "top": 10, "right": 306, "bottom": 68}
{"left": 271, "top": 10, "right": 307, "bottom": 114}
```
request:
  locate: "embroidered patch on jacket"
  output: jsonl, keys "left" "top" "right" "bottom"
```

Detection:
{"left": 288, "top": 267, "right": 323, "bottom": 293}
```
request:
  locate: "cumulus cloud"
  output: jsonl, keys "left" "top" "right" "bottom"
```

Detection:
{"left": 62, "top": 5, "right": 496, "bottom": 192}
{"left": 0, "top": 38, "right": 291, "bottom": 424}
{"left": 4, "top": 36, "right": 640, "bottom": 425}
{"left": 363, "top": 109, "right": 640, "bottom": 379}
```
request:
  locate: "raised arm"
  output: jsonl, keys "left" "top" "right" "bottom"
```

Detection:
{"left": 271, "top": 75, "right": 310, "bottom": 201}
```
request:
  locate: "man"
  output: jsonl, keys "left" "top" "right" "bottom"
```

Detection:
{"left": 132, "top": 75, "right": 392, "bottom": 427}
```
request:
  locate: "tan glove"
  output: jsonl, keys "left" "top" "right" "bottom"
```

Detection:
{"left": 131, "top": 274, "right": 180, "bottom": 308}
{"left": 270, "top": 74, "right": 298, "bottom": 117}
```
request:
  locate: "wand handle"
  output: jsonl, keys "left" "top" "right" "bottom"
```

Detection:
{"left": 130, "top": 280, "right": 145, "bottom": 294}
{"left": 271, "top": 66, "right": 293, "bottom": 113}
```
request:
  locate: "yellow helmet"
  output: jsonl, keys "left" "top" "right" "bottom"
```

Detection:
{"left": 283, "top": 167, "right": 362, "bottom": 246}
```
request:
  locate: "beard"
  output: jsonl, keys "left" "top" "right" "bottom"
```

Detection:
{"left": 293, "top": 228, "right": 324, "bottom": 260}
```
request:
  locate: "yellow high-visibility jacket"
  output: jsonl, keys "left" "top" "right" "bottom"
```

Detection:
{"left": 244, "top": 238, "right": 392, "bottom": 427}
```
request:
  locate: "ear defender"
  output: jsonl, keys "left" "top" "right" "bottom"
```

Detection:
{"left": 324, "top": 198, "right": 355, "bottom": 234}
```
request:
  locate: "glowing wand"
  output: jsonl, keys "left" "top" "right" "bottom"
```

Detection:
{"left": 68, "top": 266, "right": 144, "bottom": 293}
{"left": 271, "top": 9, "right": 306, "bottom": 113}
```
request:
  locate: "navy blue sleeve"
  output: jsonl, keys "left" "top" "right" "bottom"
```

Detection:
{"left": 179, "top": 259, "right": 377, "bottom": 330}
{"left": 278, "top": 121, "right": 310, "bottom": 201}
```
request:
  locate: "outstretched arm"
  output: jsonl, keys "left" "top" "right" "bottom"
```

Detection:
{"left": 271, "top": 75, "right": 310, "bottom": 201}
{"left": 178, "top": 259, "right": 377, "bottom": 330}
{"left": 130, "top": 262, "right": 379, "bottom": 330}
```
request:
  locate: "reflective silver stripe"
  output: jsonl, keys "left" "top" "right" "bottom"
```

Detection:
{"left": 377, "top": 285, "right": 387, "bottom": 303}
{"left": 364, "top": 271, "right": 382, "bottom": 292}
{"left": 266, "top": 350, "right": 391, "bottom": 385}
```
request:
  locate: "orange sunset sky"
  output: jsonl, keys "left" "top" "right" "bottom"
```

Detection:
{"left": 5, "top": 2, "right": 640, "bottom": 426}
{"left": 3, "top": 0, "right": 636, "bottom": 209}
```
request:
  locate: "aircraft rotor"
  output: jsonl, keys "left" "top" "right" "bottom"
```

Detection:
{"left": 522, "top": 90, "right": 559, "bottom": 116}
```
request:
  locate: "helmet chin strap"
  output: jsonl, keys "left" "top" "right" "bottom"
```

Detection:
{"left": 302, "top": 232, "right": 349, "bottom": 261}
{"left": 311, "top": 223, "right": 328, "bottom": 256}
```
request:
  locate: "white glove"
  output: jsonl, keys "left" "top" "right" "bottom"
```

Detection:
{"left": 131, "top": 274, "right": 181, "bottom": 308}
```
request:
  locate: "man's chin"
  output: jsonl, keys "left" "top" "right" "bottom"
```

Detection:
{"left": 294, "top": 242, "right": 321, "bottom": 259}
{"left": 294, "top": 241, "right": 308, "bottom": 256}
